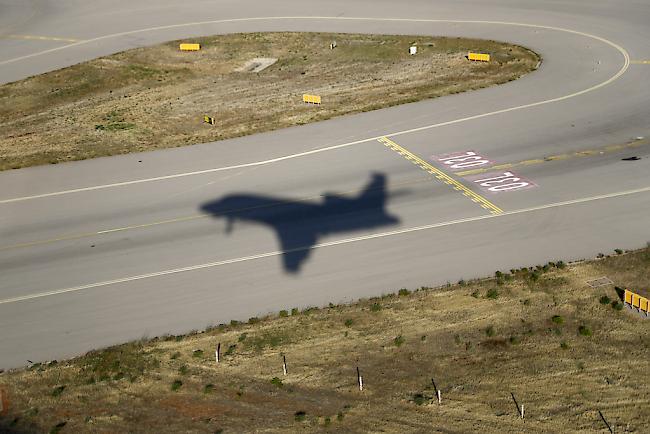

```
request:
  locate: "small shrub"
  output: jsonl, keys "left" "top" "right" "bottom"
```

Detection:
{"left": 612, "top": 301, "right": 624, "bottom": 311}
{"left": 412, "top": 393, "right": 429, "bottom": 406}
{"left": 224, "top": 344, "right": 236, "bottom": 356}
{"left": 578, "top": 325, "right": 592, "bottom": 337}
{"left": 421, "top": 335, "right": 427, "bottom": 341}
{"left": 51, "top": 385, "right": 66, "bottom": 397}
{"left": 294, "top": 411, "right": 307, "bottom": 422}
{"left": 291, "top": 308, "right": 299, "bottom": 316}
{"left": 394, "top": 335, "right": 405, "bottom": 347}
{"left": 486, "top": 288, "right": 499, "bottom": 299}
{"left": 178, "top": 365, "right": 188, "bottom": 375}
{"left": 529, "top": 271, "right": 540, "bottom": 282}
{"left": 597, "top": 253, "right": 605, "bottom": 258}
{"left": 398, "top": 288, "right": 411, "bottom": 296}
{"left": 556, "top": 261, "right": 566, "bottom": 269}
{"left": 279, "top": 310, "right": 288, "bottom": 318}
{"left": 230, "top": 320, "right": 240, "bottom": 327}
{"left": 471, "top": 290, "right": 480, "bottom": 298}
{"left": 337, "top": 411, "right": 344, "bottom": 421}
{"left": 203, "top": 384, "right": 215, "bottom": 394}
{"left": 171, "top": 380, "right": 183, "bottom": 391}
{"left": 523, "top": 299, "right": 531, "bottom": 306}
{"left": 170, "top": 352, "right": 181, "bottom": 360}
{"left": 370, "top": 302, "right": 382, "bottom": 312}
{"left": 113, "top": 372, "right": 124, "bottom": 381}
{"left": 560, "top": 341, "right": 569, "bottom": 350}
{"left": 599, "top": 295, "right": 611, "bottom": 305}
{"left": 485, "top": 326, "right": 495, "bottom": 337}
{"left": 495, "top": 271, "right": 503, "bottom": 278}
{"left": 238, "top": 333, "right": 248, "bottom": 342}
{"left": 270, "top": 377, "right": 284, "bottom": 388}
{"left": 458, "top": 279, "right": 466, "bottom": 286}
{"left": 192, "top": 349, "right": 204, "bottom": 358}
{"left": 454, "top": 334, "right": 462, "bottom": 345}
{"left": 324, "top": 416, "right": 331, "bottom": 426}
{"left": 509, "top": 335, "right": 520, "bottom": 345}
{"left": 248, "top": 317, "right": 259, "bottom": 324}
{"left": 615, "top": 249, "right": 623, "bottom": 255}
{"left": 551, "top": 315, "right": 564, "bottom": 325}
{"left": 49, "top": 421, "right": 67, "bottom": 434}
{"left": 344, "top": 319, "right": 354, "bottom": 327}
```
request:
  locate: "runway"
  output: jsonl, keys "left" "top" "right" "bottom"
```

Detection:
{"left": 1, "top": 0, "right": 649, "bottom": 369}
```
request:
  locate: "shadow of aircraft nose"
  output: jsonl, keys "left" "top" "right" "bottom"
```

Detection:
{"left": 200, "top": 173, "right": 400, "bottom": 273}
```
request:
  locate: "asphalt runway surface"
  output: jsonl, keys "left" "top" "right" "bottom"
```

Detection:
{"left": 1, "top": 0, "right": 649, "bottom": 369}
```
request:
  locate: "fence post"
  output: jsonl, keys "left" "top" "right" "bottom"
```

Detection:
{"left": 357, "top": 367, "right": 363, "bottom": 391}
{"left": 215, "top": 343, "right": 220, "bottom": 364}
{"left": 282, "top": 355, "right": 288, "bottom": 376}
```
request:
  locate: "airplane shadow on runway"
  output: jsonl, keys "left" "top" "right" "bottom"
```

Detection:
{"left": 200, "top": 173, "right": 400, "bottom": 273}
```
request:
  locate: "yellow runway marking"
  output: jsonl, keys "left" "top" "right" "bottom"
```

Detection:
{"left": 379, "top": 137, "right": 503, "bottom": 215}
{"left": 5, "top": 34, "right": 81, "bottom": 43}
{"left": 456, "top": 137, "right": 648, "bottom": 176}
{"left": 631, "top": 60, "right": 650, "bottom": 64}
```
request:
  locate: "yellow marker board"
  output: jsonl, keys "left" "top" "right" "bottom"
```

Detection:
{"left": 468, "top": 52, "right": 490, "bottom": 62}
{"left": 303, "top": 94, "right": 322, "bottom": 105}
{"left": 180, "top": 43, "right": 201, "bottom": 51}
{"left": 624, "top": 289, "right": 650, "bottom": 313}
{"left": 204, "top": 115, "right": 215, "bottom": 125}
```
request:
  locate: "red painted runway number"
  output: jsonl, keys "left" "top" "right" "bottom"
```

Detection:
{"left": 468, "top": 171, "right": 535, "bottom": 193}
{"left": 433, "top": 151, "right": 493, "bottom": 170}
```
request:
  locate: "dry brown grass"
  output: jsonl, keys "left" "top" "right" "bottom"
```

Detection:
{"left": 0, "top": 32, "right": 538, "bottom": 171}
{"left": 1, "top": 248, "right": 649, "bottom": 433}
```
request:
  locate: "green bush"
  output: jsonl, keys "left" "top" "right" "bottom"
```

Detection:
{"left": 51, "top": 385, "right": 66, "bottom": 397}
{"left": 551, "top": 315, "right": 564, "bottom": 325}
{"left": 578, "top": 325, "right": 592, "bottom": 337}
{"left": 615, "top": 249, "right": 623, "bottom": 255}
{"left": 171, "top": 380, "right": 183, "bottom": 391}
{"left": 337, "top": 411, "right": 344, "bottom": 421}
{"left": 203, "top": 384, "right": 215, "bottom": 394}
{"left": 224, "top": 344, "right": 237, "bottom": 356}
{"left": 556, "top": 261, "right": 566, "bottom": 269}
{"left": 279, "top": 310, "right": 289, "bottom": 318}
{"left": 560, "top": 341, "right": 569, "bottom": 350}
{"left": 599, "top": 295, "right": 611, "bottom": 305}
{"left": 370, "top": 302, "right": 382, "bottom": 312}
{"left": 398, "top": 288, "right": 411, "bottom": 296}
{"left": 509, "top": 335, "right": 520, "bottom": 345}
{"left": 412, "top": 393, "right": 430, "bottom": 405}
{"left": 344, "top": 319, "right": 354, "bottom": 327}
{"left": 291, "top": 308, "right": 299, "bottom": 316}
{"left": 612, "top": 301, "right": 624, "bottom": 311}
{"left": 458, "top": 279, "right": 466, "bottom": 286}
{"left": 248, "top": 317, "right": 260, "bottom": 324}
{"left": 471, "top": 290, "right": 480, "bottom": 298}
{"left": 230, "top": 320, "right": 240, "bottom": 327}
{"left": 523, "top": 299, "right": 531, "bottom": 306}
{"left": 486, "top": 288, "right": 499, "bottom": 299}
{"left": 294, "top": 411, "right": 307, "bottom": 422}
{"left": 192, "top": 349, "right": 203, "bottom": 358}
{"left": 270, "top": 377, "right": 283, "bottom": 388}
{"left": 178, "top": 365, "right": 188, "bottom": 375}
{"left": 394, "top": 335, "right": 405, "bottom": 347}
{"left": 238, "top": 333, "right": 248, "bottom": 342}
{"left": 485, "top": 326, "right": 495, "bottom": 337}
{"left": 495, "top": 271, "right": 503, "bottom": 278}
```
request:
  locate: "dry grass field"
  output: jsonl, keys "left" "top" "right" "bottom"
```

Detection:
{"left": 1, "top": 247, "right": 649, "bottom": 433}
{"left": 0, "top": 32, "right": 539, "bottom": 171}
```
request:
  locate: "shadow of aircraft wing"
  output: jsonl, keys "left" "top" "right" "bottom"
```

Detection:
{"left": 274, "top": 225, "right": 317, "bottom": 273}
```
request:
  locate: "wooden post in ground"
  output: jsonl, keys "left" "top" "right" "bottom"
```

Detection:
{"left": 215, "top": 343, "right": 220, "bottom": 364}
{"left": 431, "top": 379, "right": 441, "bottom": 404}
{"left": 282, "top": 355, "right": 287, "bottom": 376}
{"left": 357, "top": 367, "right": 363, "bottom": 391}
{"left": 511, "top": 392, "right": 524, "bottom": 419}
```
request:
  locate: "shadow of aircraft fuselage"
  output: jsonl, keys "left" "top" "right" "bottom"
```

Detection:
{"left": 200, "top": 173, "right": 399, "bottom": 273}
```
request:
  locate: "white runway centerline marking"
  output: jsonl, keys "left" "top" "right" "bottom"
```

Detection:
{"left": 2, "top": 184, "right": 649, "bottom": 306}
{"left": 0, "top": 17, "right": 629, "bottom": 205}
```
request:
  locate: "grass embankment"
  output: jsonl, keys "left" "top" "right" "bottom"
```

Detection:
{"left": 1, "top": 248, "right": 649, "bottom": 433}
{"left": 0, "top": 32, "right": 539, "bottom": 170}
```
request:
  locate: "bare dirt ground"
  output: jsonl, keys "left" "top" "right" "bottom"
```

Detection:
{"left": 0, "top": 32, "right": 538, "bottom": 171}
{"left": 1, "top": 247, "right": 648, "bottom": 433}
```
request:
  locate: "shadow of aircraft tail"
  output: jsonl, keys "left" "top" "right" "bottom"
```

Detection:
{"left": 200, "top": 173, "right": 400, "bottom": 273}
